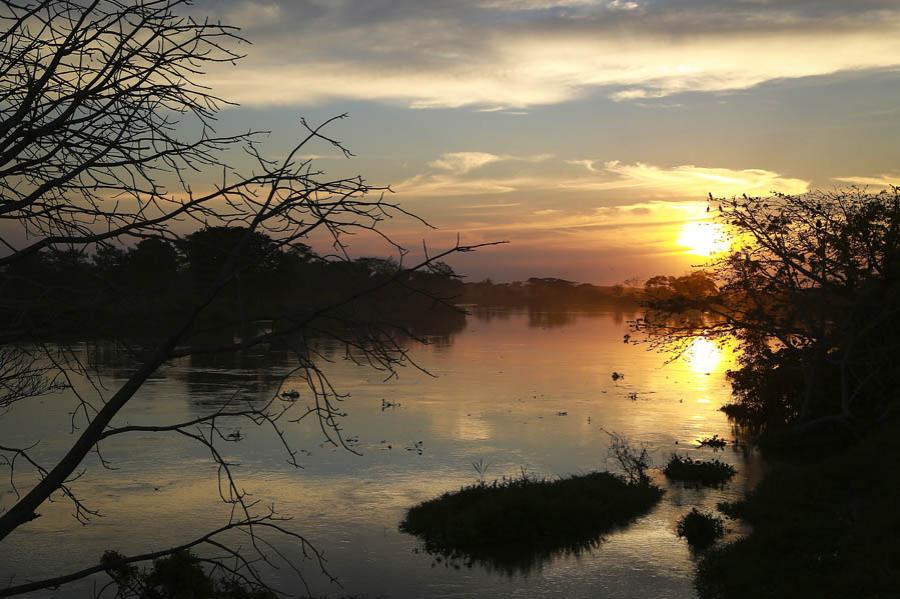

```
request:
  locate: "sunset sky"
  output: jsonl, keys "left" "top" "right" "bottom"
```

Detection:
{"left": 194, "top": 0, "right": 900, "bottom": 283}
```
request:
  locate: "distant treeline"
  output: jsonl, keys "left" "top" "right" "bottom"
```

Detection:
{"left": 462, "top": 277, "right": 642, "bottom": 308}
{"left": 0, "top": 227, "right": 465, "bottom": 341}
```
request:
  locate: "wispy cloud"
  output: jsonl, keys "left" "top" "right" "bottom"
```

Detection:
{"left": 396, "top": 156, "right": 808, "bottom": 199}
{"left": 565, "top": 161, "right": 810, "bottom": 196}
{"left": 428, "top": 151, "right": 553, "bottom": 174}
{"left": 833, "top": 173, "right": 900, "bottom": 187}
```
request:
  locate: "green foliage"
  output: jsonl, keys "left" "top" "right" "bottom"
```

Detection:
{"left": 663, "top": 454, "right": 736, "bottom": 487}
{"left": 676, "top": 508, "right": 725, "bottom": 550}
{"left": 400, "top": 471, "right": 663, "bottom": 574}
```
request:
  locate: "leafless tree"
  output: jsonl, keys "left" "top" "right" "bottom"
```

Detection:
{"left": 0, "top": 1, "right": 493, "bottom": 595}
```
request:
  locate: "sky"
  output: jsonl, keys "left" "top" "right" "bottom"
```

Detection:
{"left": 191, "top": 0, "right": 900, "bottom": 283}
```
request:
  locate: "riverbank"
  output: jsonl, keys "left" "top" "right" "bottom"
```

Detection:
{"left": 696, "top": 420, "right": 900, "bottom": 599}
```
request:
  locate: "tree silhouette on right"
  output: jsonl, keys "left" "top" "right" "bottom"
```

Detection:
{"left": 637, "top": 188, "right": 900, "bottom": 436}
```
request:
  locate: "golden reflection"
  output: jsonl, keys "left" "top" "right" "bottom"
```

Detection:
{"left": 685, "top": 337, "right": 723, "bottom": 374}
{"left": 677, "top": 221, "right": 729, "bottom": 257}
{"left": 454, "top": 415, "right": 493, "bottom": 441}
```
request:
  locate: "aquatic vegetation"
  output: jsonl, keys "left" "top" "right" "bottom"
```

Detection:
{"left": 697, "top": 435, "right": 728, "bottom": 449}
{"left": 471, "top": 457, "right": 490, "bottom": 482}
{"left": 676, "top": 508, "right": 725, "bottom": 550}
{"left": 400, "top": 472, "right": 664, "bottom": 574}
{"left": 606, "top": 431, "right": 652, "bottom": 484}
{"left": 663, "top": 454, "right": 736, "bottom": 486}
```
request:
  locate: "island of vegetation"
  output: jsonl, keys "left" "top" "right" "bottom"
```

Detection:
{"left": 400, "top": 470, "right": 663, "bottom": 574}
{"left": 662, "top": 455, "right": 737, "bottom": 487}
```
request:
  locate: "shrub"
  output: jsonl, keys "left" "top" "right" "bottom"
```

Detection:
{"left": 663, "top": 454, "right": 736, "bottom": 486}
{"left": 695, "top": 421, "right": 900, "bottom": 599}
{"left": 676, "top": 508, "right": 725, "bottom": 550}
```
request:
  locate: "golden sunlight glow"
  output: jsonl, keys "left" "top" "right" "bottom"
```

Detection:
{"left": 685, "top": 337, "right": 723, "bottom": 374}
{"left": 677, "top": 221, "right": 730, "bottom": 257}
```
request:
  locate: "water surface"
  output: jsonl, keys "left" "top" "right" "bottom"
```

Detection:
{"left": 1, "top": 308, "right": 762, "bottom": 598}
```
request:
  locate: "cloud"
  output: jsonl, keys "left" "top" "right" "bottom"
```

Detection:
{"left": 429, "top": 152, "right": 502, "bottom": 174}
{"left": 199, "top": 1, "right": 900, "bottom": 109}
{"left": 568, "top": 161, "right": 811, "bottom": 196}
{"left": 428, "top": 151, "right": 552, "bottom": 174}
{"left": 395, "top": 173, "right": 526, "bottom": 197}
{"left": 396, "top": 155, "right": 809, "bottom": 199}
{"left": 567, "top": 159, "right": 599, "bottom": 172}
{"left": 833, "top": 173, "right": 900, "bottom": 187}
{"left": 607, "top": 1, "right": 640, "bottom": 11}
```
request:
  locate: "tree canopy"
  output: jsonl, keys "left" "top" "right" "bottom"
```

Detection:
{"left": 637, "top": 188, "right": 900, "bottom": 435}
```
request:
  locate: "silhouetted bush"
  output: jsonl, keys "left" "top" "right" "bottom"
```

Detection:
{"left": 400, "top": 472, "right": 663, "bottom": 573}
{"left": 102, "top": 549, "right": 276, "bottom": 598}
{"left": 677, "top": 508, "right": 725, "bottom": 550}
{"left": 696, "top": 421, "right": 900, "bottom": 599}
{"left": 755, "top": 419, "right": 858, "bottom": 461}
{"left": 663, "top": 454, "right": 736, "bottom": 486}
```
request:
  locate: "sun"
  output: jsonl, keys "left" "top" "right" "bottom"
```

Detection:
{"left": 677, "top": 221, "right": 730, "bottom": 257}
{"left": 685, "top": 337, "right": 723, "bottom": 374}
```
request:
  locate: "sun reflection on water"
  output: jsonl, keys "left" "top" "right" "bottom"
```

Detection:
{"left": 685, "top": 337, "right": 723, "bottom": 374}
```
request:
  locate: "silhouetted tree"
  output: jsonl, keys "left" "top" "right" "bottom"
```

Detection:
{"left": 130, "top": 239, "right": 179, "bottom": 278}
{"left": 636, "top": 188, "right": 900, "bottom": 434}
{"left": 0, "top": 1, "right": 485, "bottom": 596}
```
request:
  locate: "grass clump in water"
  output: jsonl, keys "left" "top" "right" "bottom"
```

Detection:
{"left": 400, "top": 471, "right": 663, "bottom": 573}
{"left": 676, "top": 508, "right": 725, "bottom": 550}
{"left": 663, "top": 454, "right": 736, "bottom": 486}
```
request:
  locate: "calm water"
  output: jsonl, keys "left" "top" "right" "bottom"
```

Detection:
{"left": 1, "top": 308, "right": 763, "bottom": 598}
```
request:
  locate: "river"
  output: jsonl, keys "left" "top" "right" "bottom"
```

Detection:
{"left": 0, "top": 307, "right": 763, "bottom": 598}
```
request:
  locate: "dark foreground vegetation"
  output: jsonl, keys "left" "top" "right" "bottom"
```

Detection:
{"left": 637, "top": 188, "right": 900, "bottom": 597}
{"left": 663, "top": 455, "right": 737, "bottom": 487}
{"left": 697, "top": 422, "right": 900, "bottom": 599}
{"left": 101, "top": 549, "right": 384, "bottom": 599}
{"left": 101, "top": 550, "right": 275, "bottom": 599}
{"left": 676, "top": 509, "right": 725, "bottom": 551}
{"left": 400, "top": 472, "right": 663, "bottom": 573}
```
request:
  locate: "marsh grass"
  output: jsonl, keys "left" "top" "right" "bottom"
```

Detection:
{"left": 663, "top": 454, "right": 736, "bottom": 486}
{"left": 400, "top": 471, "right": 664, "bottom": 574}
